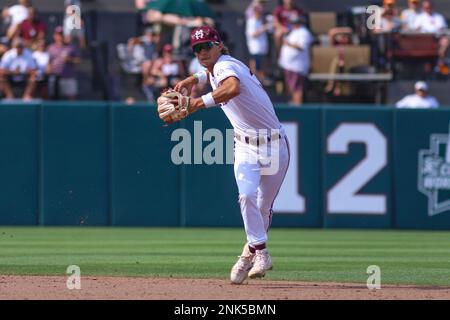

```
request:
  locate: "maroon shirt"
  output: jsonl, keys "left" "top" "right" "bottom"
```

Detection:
{"left": 20, "top": 19, "right": 45, "bottom": 41}
{"left": 273, "top": 5, "right": 304, "bottom": 27}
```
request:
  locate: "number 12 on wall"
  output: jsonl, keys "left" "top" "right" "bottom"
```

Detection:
{"left": 274, "top": 122, "right": 388, "bottom": 215}
{"left": 327, "top": 123, "right": 387, "bottom": 215}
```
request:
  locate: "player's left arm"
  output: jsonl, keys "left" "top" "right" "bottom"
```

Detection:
{"left": 188, "top": 76, "right": 240, "bottom": 114}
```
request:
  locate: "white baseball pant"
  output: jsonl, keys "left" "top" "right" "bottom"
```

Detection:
{"left": 234, "top": 132, "right": 290, "bottom": 247}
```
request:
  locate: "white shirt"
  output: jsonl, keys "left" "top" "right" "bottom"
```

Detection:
{"left": 8, "top": 5, "right": 28, "bottom": 26}
{"left": 246, "top": 17, "right": 269, "bottom": 55}
{"left": 278, "top": 26, "right": 313, "bottom": 75}
{"left": 209, "top": 55, "right": 281, "bottom": 135}
{"left": 412, "top": 12, "right": 447, "bottom": 33}
{"left": 396, "top": 94, "right": 439, "bottom": 108}
{"left": 401, "top": 8, "right": 421, "bottom": 31}
{"left": 32, "top": 51, "right": 49, "bottom": 80}
{"left": 161, "top": 62, "right": 180, "bottom": 76}
{"left": 0, "top": 48, "right": 36, "bottom": 73}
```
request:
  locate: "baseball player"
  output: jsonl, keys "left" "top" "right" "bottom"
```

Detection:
{"left": 168, "top": 26, "right": 290, "bottom": 284}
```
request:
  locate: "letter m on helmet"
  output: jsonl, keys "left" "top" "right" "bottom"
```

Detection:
{"left": 194, "top": 30, "right": 204, "bottom": 40}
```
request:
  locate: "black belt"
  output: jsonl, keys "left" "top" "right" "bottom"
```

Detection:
{"left": 235, "top": 133, "right": 282, "bottom": 146}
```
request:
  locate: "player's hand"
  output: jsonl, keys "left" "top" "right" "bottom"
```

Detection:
{"left": 156, "top": 89, "right": 191, "bottom": 124}
{"left": 174, "top": 77, "right": 196, "bottom": 96}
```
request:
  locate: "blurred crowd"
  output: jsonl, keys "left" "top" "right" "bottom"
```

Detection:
{"left": 0, "top": 0, "right": 84, "bottom": 101}
{"left": 126, "top": 0, "right": 448, "bottom": 107}
{"left": 0, "top": 0, "right": 448, "bottom": 108}
{"left": 127, "top": 0, "right": 313, "bottom": 105}
{"left": 373, "top": 0, "right": 449, "bottom": 75}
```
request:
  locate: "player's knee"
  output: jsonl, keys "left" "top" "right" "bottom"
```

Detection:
{"left": 259, "top": 203, "right": 272, "bottom": 216}
{"left": 238, "top": 192, "right": 257, "bottom": 204}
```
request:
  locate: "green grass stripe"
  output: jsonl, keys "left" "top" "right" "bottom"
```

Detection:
{"left": 0, "top": 227, "right": 449, "bottom": 286}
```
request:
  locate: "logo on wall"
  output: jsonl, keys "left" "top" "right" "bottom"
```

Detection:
{"left": 418, "top": 123, "right": 450, "bottom": 216}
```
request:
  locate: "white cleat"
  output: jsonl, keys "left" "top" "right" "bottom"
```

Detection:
{"left": 248, "top": 249, "right": 273, "bottom": 279}
{"left": 230, "top": 244, "right": 255, "bottom": 285}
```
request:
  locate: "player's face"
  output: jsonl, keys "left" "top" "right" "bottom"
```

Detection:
{"left": 193, "top": 42, "right": 221, "bottom": 68}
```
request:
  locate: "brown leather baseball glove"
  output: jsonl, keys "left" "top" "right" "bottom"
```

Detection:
{"left": 157, "top": 89, "right": 191, "bottom": 124}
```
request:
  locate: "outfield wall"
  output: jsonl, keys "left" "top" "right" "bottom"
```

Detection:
{"left": 0, "top": 102, "right": 449, "bottom": 229}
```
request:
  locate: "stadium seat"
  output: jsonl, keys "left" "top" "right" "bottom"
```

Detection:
{"left": 311, "top": 45, "right": 371, "bottom": 73}
{"left": 392, "top": 33, "right": 439, "bottom": 59}
{"left": 308, "top": 12, "right": 337, "bottom": 37}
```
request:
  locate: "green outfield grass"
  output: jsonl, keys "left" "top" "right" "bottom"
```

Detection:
{"left": 0, "top": 227, "right": 449, "bottom": 286}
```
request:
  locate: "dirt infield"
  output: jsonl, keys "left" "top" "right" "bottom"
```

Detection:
{"left": 1, "top": 276, "right": 450, "bottom": 300}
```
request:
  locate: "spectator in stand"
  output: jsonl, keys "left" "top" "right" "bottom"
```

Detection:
{"left": 324, "top": 27, "right": 353, "bottom": 97}
{"left": 32, "top": 39, "right": 49, "bottom": 98}
{"left": 0, "top": 43, "right": 8, "bottom": 58}
{"left": 0, "top": 37, "right": 36, "bottom": 100}
{"left": 382, "top": 0, "right": 399, "bottom": 16}
{"left": 141, "top": 26, "right": 160, "bottom": 60}
{"left": 396, "top": 81, "right": 439, "bottom": 108}
{"left": 142, "top": 44, "right": 185, "bottom": 103}
{"left": 401, "top": 0, "right": 422, "bottom": 31}
{"left": 374, "top": 6, "right": 402, "bottom": 33}
{"left": 245, "top": 0, "right": 267, "bottom": 19}
{"left": 412, "top": 0, "right": 449, "bottom": 73}
{"left": 126, "top": 36, "right": 147, "bottom": 74}
{"left": 412, "top": 0, "right": 447, "bottom": 33}
{"left": 140, "top": 27, "right": 161, "bottom": 99}
{"left": 278, "top": 15, "right": 312, "bottom": 106}
{"left": 120, "top": 26, "right": 160, "bottom": 75}
{"left": 135, "top": 0, "right": 148, "bottom": 10}
{"left": 15, "top": 7, "right": 45, "bottom": 50}
{"left": 47, "top": 26, "right": 81, "bottom": 100}
{"left": 246, "top": 3, "right": 270, "bottom": 83}
{"left": 135, "top": 0, "right": 154, "bottom": 26}
{"left": 2, "top": 0, "right": 31, "bottom": 41}
{"left": 272, "top": 0, "right": 304, "bottom": 57}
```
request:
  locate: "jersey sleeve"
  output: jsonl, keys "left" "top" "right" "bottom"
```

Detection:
{"left": 214, "top": 60, "right": 240, "bottom": 85}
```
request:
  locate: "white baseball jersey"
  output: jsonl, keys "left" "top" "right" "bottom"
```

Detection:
{"left": 396, "top": 94, "right": 439, "bottom": 108}
{"left": 208, "top": 54, "right": 290, "bottom": 247}
{"left": 209, "top": 54, "right": 281, "bottom": 137}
